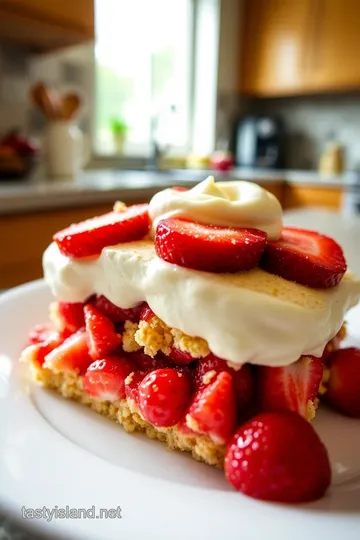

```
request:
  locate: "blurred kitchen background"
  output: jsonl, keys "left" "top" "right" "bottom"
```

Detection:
{"left": 1, "top": 0, "right": 360, "bottom": 290}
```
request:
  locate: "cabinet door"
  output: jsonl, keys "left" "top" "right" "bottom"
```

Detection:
{"left": 1, "top": 0, "right": 94, "bottom": 34}
{"left": 309, "top": 0, "right": 360, "bottom": 91}
{"left": 240, "top": 0, "right": 313, "bottom": 96}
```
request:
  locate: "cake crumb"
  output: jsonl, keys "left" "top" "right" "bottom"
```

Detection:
{"left": 122, "top": 321, "right": 142, "bottom": 352}
{"left": 186, "top": 414, "right": 200, "bottom": 433}
{"left": 113, "top": 201, "right": 126, "bottom": 212}
{"left": 125, "top": 372, "right": 135, "bottom": 386}
{"left": 134, "top": 317, "right": 173, "bottom": 357}
{"left": 171, "top": 328, "right": 210, "bottom": 358}
{"left": 203, "top": 370, "right": 216, "bottom": 385}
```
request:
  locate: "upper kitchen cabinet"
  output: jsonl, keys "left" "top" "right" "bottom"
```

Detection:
{"left": 240, "top": 0, "right": 312, "bottom": 96}
{"left": 240, "top": 0, "right": 360, "bottom": 96}
{"left": 0, "top": 0, "right": 94, "bottom": 52}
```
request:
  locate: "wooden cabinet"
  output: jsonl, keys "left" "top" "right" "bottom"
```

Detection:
{"left": 283, "top": 184, "right": 343, "bottom": 211}
{"left": 240, "top": 0, "right": 360, "bottom": 96}
{"left": 241, "top": 0, "right": 312, "bottom": 96}
{"left": 0, "top": 0, "right": 94, "bottom": 52}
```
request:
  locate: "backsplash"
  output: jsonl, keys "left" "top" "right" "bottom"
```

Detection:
{"left": 0, "top": 42, "right": 94, "bottom": 140}
{"left": 246, "top": 94, "right": 360, "bottom": 171}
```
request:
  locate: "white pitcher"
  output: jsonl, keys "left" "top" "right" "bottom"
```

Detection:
{"left": 45, "top": 121, "right": 89, "bottom": 178}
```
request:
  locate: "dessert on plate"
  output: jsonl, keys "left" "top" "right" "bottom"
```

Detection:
{"left": 21, "top": 176, "right": 360, "bottom": 503}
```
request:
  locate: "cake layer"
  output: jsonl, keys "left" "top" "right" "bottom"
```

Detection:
{"left": 44, "top": 239, "right": 360, "bottom": 367}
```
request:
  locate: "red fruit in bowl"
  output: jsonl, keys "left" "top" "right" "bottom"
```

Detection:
{"left": 138, "top": 368, "right": 191, "bottom": 427}
{"left": 224, "top": 411, "right": 331, "bottom": 503}
{"left": 83, "top": 356, "right": 137, "bottom": 401}
{"left": 324, "top": 347, "right": 360, "bottom": 417}
{"left": 185, "top": 371, "right": 237, "bottom": 444}
{"left": 53, "top": 204, "right": 150, "bottom": 258}
{"left": 84, "top": 304, "right": 122, "bottom": 360}
{"left": 260, "top": 227, "right": 347, "bottom": 289}
{"left": 210, "top": 151, "right": 234, "bottom": 172}
{"left": 155, "top": 218, "right": 267, "bottom": 273}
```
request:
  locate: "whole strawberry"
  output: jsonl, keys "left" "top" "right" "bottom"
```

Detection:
{"left": 224, "top": 411, "right": 331, "bottom": 503}
{"left": 324, "top": 347, "right": 360, "bottom": 417}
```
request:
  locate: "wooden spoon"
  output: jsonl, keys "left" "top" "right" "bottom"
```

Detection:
{"left": 61, "top": 93, "right": 81, "bottom": 120}
{"left": 30, "top": 82, "right": 60, "bottom": 120}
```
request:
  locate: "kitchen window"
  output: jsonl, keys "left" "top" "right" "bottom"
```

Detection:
{"left": 94, "top": 0, "right": 194, "bottom": 157}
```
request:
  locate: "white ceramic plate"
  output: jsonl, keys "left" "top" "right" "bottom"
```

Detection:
{"left": 1, "top": 280, "right": 360, "bottom": 540}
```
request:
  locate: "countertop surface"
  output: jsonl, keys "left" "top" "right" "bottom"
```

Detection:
{"left": 0, "top": 168, "right": 359, "bottom": 215}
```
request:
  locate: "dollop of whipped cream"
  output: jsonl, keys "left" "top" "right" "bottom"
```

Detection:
{"left": 149, "top": 176, "right": 283, "bottom": 240}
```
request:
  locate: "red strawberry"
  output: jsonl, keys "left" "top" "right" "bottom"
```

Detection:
{"left": 257, "top": 356, "right": 323, "bottom": 420}
{"left": 139, "top": 304, "right": 155, "bottom": 322}
{"left": 171, "top": 186, "right": 187, "bottom": 192}
{"left": 92, "top": 295, "right": 144, "bottom": 323}
{"left": 53, "top": 204, "right": 150, "bottom": 258}
{"left": 138, "top": 368, "right": 191, "bottom": 427}
{"left": 22, "top": 332, "right": 64, "bottom": 367}
{"left": 224, "top": 411, "right": 331, "bottom": 503}
{"left": 84, "top": 304, "right": 122, "bottom": 360}
{"left": 28, "top": 323, "right": 58, "bottom": 345}
{"left": 155, "top": 218, "right": 267, "bottom": 273}
{"left": 83, "top": 356, "right": 137, "bottom": 401}
{"left": 260, "top": 227, "right": 347, "bottom": 289}
{"left": 194, "top": 354, "right": 254, "bottom": 413}
{"left": 128, "top": 351, "right": 170, "bottom": 372}
{"left": 125, "top": 371, "right": 146, "bottom": 403}
{"left": 324, "top": 347, "right": 360, "bottom": 418}
{"left": 43, "top": 330, "right": 92, "bottom": 374}
{"left": 167, "top": 347, "right": 195, "bottom": 365}
{"left": 185, "top": 371, "right": 237, "bottom": 444}
{"left": 58, "top": 302, "right": 85, "bottom": 332}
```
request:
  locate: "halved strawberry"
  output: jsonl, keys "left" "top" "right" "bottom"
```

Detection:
{"left": 92, "top": 295, "right": 144, "bottom": 323}
{"left": 194, "top": 354, "right": 254, "bottom": 413}
{"left": 125, "top": 370, "right": 146, "bottom": 403}
{"left": 53, "top": 204, "right": 150, "bottom": 258}
{"left": 57, "top": 302, "right": 85, "bottom": 332}
{"left": 83, "top": 356, "right": 137, "bottom": 401}
{"left": 257, "top": 356, "right": 324, "bottom": 420}
{"left": 43, "top": 330, "right": 92, "bottom": 373}
{"left": 167, "top": 347, "right": 195, "bottom": 365}
{"left": 324, "top": 347, "right": 360, "bottom": 418}
{"left": 260, "top": 227, "right": 347, "bottom": 288}
{"left": 22, "top": 332, "right": 64, "bottom": 367}
{"left": 84, "top": 304, "right": 122, "bottom": 360}
{"left": 185, "top": 371, "right": 237, "bottom": 444}
{"left": 139, "top": 304, "right": 155, "bottom": 322}
{"left": 127, "top": 351, "right": 170, "bottom": 372}
{"left": 155, "top": 218, "right": 267, "bottom": 273}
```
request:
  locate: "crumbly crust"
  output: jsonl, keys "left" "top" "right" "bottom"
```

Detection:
{"left": 24, "top": 353, "right": 225, "bottom": 468}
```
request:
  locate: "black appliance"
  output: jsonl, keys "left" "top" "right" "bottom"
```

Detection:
{"left": 232, "top": 116, "right": 285, "bottom": 169}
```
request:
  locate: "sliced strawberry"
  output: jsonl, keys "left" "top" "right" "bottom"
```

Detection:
{"left": 257, "top": 356, "right": 324, "bottom": 420}
{"left": 139, "top": 304, "right": 155, "bottom": 322}
{"left": 92, "top": 295, "right": 144, "bottom": 323}
{"left": 58, "top": 302, "right": 85, "bottom": 332}
{"left": 155, "top": 218, "right": 267, "bottom": 273}
{"left": 167, "top": 347, "right": 195, "bottom": 365}
{"left": 125, "top": 370, "right": 146, "bottom": 403}
{"left": 83, "top": 356, "right": 137, "bottom": 401}
{"left": 28, "top": 323, "right": 57, "bottom": 345}
{"left": 194, "top": 354, "right": 254, "bottom": 413}
{"left": 53, "top": 204, "right": 150, "bottom": 258}
{"left": 22, "top": 332, "right": 64, "bottom": 367}
{"left": 139, "top": 368, "right": 192, "bottom": 427}
{"left": 185, "top": 371, "right": 237, "bottom": 444}
{"left": 43, "top": 330, "right": 92, "bottom": 374}
{"left": 324, "top": 347, "right": 360, "bottom": 418}
{"left": 260, "top": 227, "right": 347, "bottom": 288}
{"left": 84, "top": 304, "right": 122, "bottom": 360}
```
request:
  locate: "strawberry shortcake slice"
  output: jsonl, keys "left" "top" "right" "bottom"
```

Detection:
{"left": 21, "top": 177, "right": 360, "bottom": 504}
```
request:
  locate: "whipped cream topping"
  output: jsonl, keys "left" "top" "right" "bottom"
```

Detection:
{"left": 43, "top": 241, "right": 360, "bottom": 367}
{"left": 149, "top": 176, "right": 283, "bottom": 240}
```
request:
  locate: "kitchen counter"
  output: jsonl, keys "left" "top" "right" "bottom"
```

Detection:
{"left": 0, "top": 168, "right": 359, "bottom": 215}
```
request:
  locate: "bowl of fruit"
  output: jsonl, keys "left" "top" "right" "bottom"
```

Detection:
{"left": 0, "top": 129, "right": 39, "bottom": 180}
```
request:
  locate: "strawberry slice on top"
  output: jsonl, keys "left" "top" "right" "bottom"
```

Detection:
{"left": 257, "top": 355, "right": 324, "bottom": 421}
{"left": 260, "top": 227, "right": 347, "bottom": 288}
{"left": 155, "top": 218, "right": 267, "bottom": 273}
{"left": 53, "top": 204, "right": 149, "bottom": 258}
